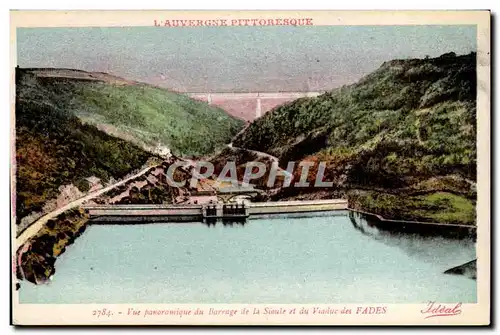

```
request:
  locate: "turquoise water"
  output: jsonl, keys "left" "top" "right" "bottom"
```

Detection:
{"left": 20, "top": 211, "right": 476, "bottom": 303}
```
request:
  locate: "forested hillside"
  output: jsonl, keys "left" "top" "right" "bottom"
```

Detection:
{"left": 15, "top": 68, "right": 244, "bottom": 222}
{"left": 18, "top": 68, "right": 244, "bottom": 156}
{"left": 233, "top": 52, "right": 477, "bottom": 224}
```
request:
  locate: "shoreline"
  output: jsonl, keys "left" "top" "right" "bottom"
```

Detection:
{"left": 17, "top": 202, "right": 476, "bottom": 286}
{"left": 347, "top": 207, "right": 477, "bottom": 229}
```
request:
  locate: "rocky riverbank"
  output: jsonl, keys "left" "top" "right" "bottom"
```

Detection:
{"left": 17, "top": 159, "right": 194, "bottom": 285}
{"left": 18, "top": 208, "right": 89, "bottom": 284}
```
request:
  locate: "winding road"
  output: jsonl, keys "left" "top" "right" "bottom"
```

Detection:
{"left": 15, "top": 164, "right": 158, "bottom": 250}
{"left": 228, "top": 143, "right": 294, "bottom": 181}
{"left": 16, "top": 142, "right": 295, "bottom": 251}
{"left": 14, "top": 140, "right": 293, "bottom": 276}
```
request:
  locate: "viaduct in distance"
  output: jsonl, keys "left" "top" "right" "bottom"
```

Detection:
{"left": 182, "top": 91, "right": 323, "bottom": 121}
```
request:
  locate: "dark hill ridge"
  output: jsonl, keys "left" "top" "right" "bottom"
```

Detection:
{"left": 18, "top": 68, "right": 138, "bottom": 85}
{"left": 233, "top": 52, "right": 477, "bottom": 225}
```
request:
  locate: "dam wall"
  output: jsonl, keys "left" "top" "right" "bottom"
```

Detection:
{"left": 84, "top": 199, "right": 348, "bottom": 223}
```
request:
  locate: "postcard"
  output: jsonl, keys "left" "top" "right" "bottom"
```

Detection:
{"left": 10, "top": 10, "right": 490, "bottom": 326}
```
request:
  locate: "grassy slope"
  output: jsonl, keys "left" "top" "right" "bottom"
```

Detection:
{"left": 232, "top": 52, "right": 477, "bottom": 225}
{"left": 15, "top": 68, "right": 244, "bottom": 222}
{"left": 71, "top": 82, "right": 244, "bottom": 156}
{"left": 15, "top": 71, "right": 152, "bottom": 221}
{"left": 22, "top": 68, "right": 245, "bottom": 157}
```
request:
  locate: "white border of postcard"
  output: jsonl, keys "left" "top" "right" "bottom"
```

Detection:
{"left": 10, "top": 10, "right": 490, "bottom": 326}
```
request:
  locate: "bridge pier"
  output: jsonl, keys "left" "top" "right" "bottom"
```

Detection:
{"left": 255, "top": 98, "right": 262, "bottom": 118}
{"left": 207, "top": 94, "right": 212, "bottom": 105}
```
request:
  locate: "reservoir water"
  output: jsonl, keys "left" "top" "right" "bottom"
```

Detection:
{"left": 19, "top": 211, "right": 476, "bottom": 304}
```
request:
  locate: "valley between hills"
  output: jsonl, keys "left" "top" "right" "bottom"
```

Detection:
{"left": 14, "top": 52, "right": 477, "bottom": 284}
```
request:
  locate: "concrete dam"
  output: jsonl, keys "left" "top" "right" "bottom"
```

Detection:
{"left": 83, "top": 199, "right": 348, "bottom": 223}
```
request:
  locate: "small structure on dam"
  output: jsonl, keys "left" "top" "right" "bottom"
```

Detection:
{"left": 203, "top": 203, "right": 249, "bottom": 220}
